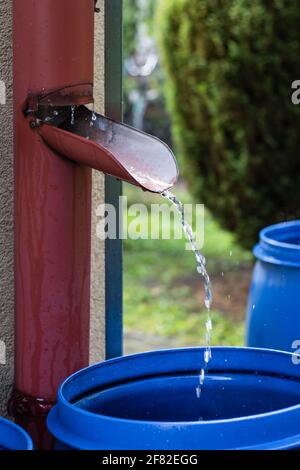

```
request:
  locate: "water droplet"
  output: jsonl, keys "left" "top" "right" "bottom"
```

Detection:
{"left": 199, "top": 368, "right": 205, "bottom": 385}
{"left": 204, "top": 350, "right": 211, "bottom": 363}
{"left": 90, "top": 110, "right": 97, "bottom": 127}
{"left": 204, "top": 297, "right": 211, "bottom": 310}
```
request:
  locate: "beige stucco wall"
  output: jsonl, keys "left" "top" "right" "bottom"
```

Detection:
{"left": 0, "top": 1, "right": 106, "bottom": 414}
{"left": 90, "top": 0, "right": 106, "bottom": 364}
{"left": 0, "top": 0, "right": 14, "bottom": 417}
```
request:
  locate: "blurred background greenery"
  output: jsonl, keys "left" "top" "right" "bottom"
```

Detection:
{"left": 122, "top": 0, "right": 300, "bottom": 353}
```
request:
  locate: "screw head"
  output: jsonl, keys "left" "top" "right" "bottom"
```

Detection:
{"left": 29, "top": 119, "right": 40, "bottom": 129}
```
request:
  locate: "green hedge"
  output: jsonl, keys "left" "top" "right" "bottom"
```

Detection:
{"left": 123, "top": 0, "right": 139, "bottom": 58}
{"left": 157, "top": 0, "right": 300, "bottom": 248}
{"left": 123, "top": 0, "right": 157, "bottom": 58}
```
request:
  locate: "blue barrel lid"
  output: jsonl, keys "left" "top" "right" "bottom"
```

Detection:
{"left": 48, "top": 347, "right": 300, "bottom": 450}
{"left": 254, "top": 220, "right": 300, "bottom": 267}
{"left": 0, "top": 417, "right": 33, "bottom": 450}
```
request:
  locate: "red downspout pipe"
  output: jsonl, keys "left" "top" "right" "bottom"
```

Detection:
{"left": 10, "top": 0, "right": 95, "bottom": 448}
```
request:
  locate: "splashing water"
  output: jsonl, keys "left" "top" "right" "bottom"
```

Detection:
{"left": 162, "top": 190, "right": 212, "bottom": 398}
{"left": 70, "top": 105, "right": 76, "bottom": 125}
{"left": 44, "top": 109, "right": 60, "bottom": 123}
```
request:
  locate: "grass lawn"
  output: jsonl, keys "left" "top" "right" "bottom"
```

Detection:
{"left": 123, "top": 183, "right": 253, "bottom": 350}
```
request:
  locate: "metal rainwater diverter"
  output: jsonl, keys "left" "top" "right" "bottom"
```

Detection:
{"left": 25, "top": 85, "right": 178, "bottom": 193}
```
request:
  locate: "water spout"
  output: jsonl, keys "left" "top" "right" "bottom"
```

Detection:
{"left": 35, "top": 104, "right": 178, "bottom": 193}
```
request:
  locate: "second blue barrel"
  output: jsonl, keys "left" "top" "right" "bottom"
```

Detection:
{"left": 0, "top": 417, "right": 33, "bottom": 450}
{"left": 48, "top": 347, "right": 300, "bottom": 450}
{"left": 246, "top": 220, "right": 300, "bottom": 352}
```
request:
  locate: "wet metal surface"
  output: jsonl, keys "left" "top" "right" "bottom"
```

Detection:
{"left": 13, "top": 0, "right": 95, "bottom": 447}
{"left": 38, "top": 105, "right": 178, "bottom": 193}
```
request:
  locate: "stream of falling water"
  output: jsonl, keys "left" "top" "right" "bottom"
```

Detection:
{"left": 69, "top": 103, "right": 96, "bottom": 132}
{"left": 70, "top": 105, "right": 76, "bottom": 125}
{"left": 162, "top": 190, "right": 212, "bottom": 398}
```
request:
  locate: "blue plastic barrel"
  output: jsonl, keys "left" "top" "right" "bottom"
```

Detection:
{"left": 246, "top": 220, "right": 300, "bottom": 352}
{"left": 48, "top": 347, "right": 300, "bottom": 450}
{"left": 0, "top": 417, "right": 33, "bottom": 450}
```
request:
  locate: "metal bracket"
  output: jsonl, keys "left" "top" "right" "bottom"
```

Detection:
{"left": 24, "top": 82, "right": 94, "bottom": 129}
{"left": 24, "top": 82, "right": 93, "bottom": 115}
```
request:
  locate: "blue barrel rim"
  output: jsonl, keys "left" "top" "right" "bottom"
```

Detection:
{"left": 54, "top": 346, "right": 300, "bottom": 426}
{"left": 0, "top": 417, "right": 33, "bottom": 450}
{"left": 48, "top": 347, "right": 300, "bottom": 450}
{"left": 254, "top": 220, "right": 300, "bottom": 267}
